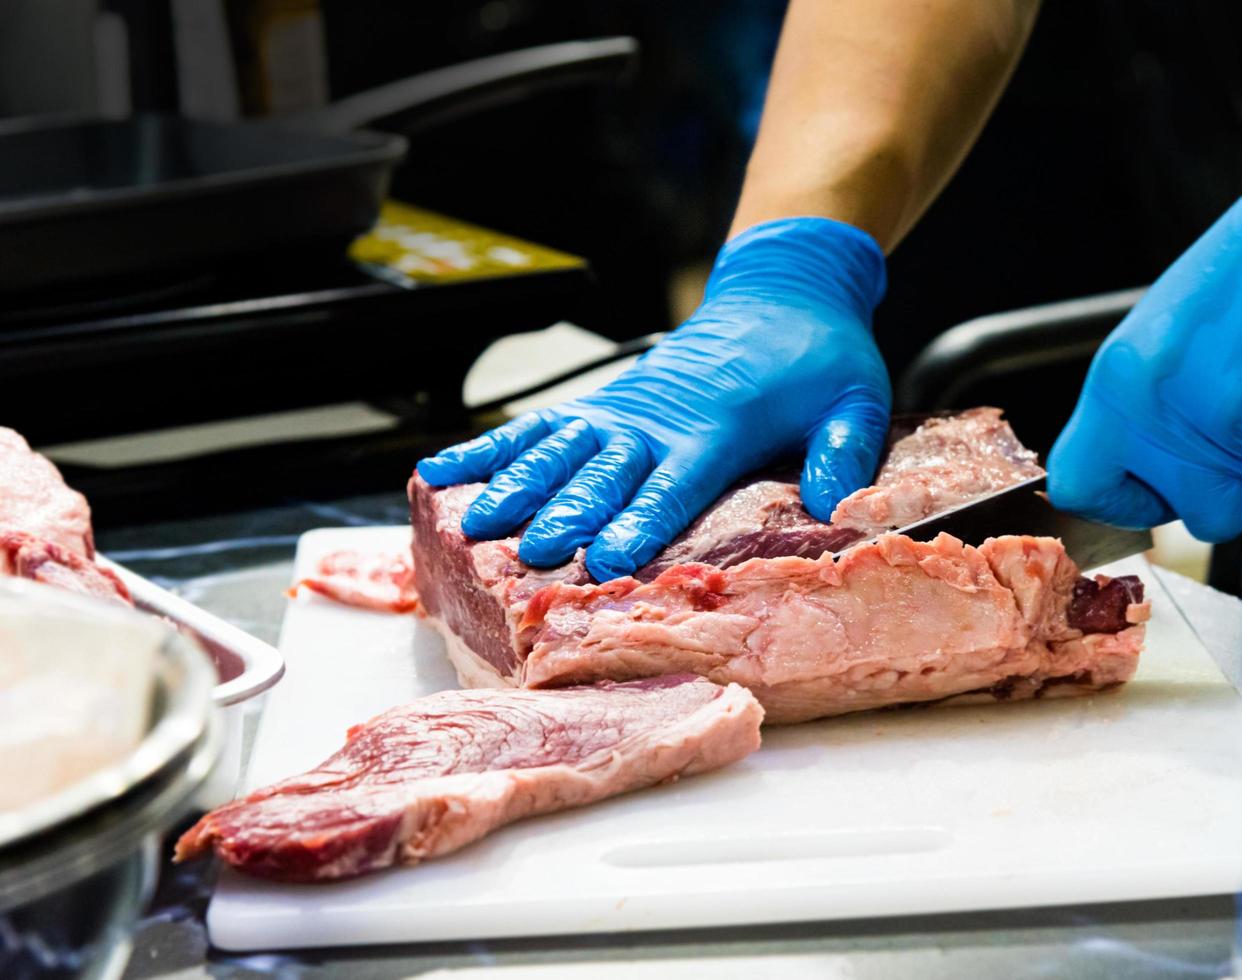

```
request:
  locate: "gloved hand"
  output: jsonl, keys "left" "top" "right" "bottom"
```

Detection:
{"left": 417, "top": 216, "right": 890, "bottom": 581}
{"left": 1048, "top": 197, "right": 1242, "bottom": 542}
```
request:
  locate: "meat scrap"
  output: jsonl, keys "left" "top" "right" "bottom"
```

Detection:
{"left": 289, "top": 550, "right": 420, "bottom": 614}
{"left": 408, "top": 409, "right": 1149, "bottom": 722}
{"left": 1, "top": 531, "right": 131, "bottom": 606}
{"left": 0, "top": 428, "right": 129, "bottom": 604}
{"left": 175, "top": 674, "right": 763, "bottom": 881}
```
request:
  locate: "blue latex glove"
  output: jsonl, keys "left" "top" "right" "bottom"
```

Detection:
{"left": 1048, "top": 197, "right": 1242, "bottom": 542}
{"left": 417, "top": 217, "right": 890, "bottom": 581}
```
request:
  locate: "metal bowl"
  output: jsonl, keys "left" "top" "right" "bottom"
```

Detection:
{"left": 0, "top": 578, "right": 217, "bottom": 850}
{"left": 0, "top": 723, "right": 220, "bottom": 978}
{"left": 0, "top": 580, "right": 221, "bottom": 978}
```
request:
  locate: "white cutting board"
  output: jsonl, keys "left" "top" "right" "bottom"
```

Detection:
{"left": 207, "top": 527, "right": 1242, "bottom": 951}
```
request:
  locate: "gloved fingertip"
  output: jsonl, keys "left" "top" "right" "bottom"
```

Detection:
{"left": 1046, "top": 442, "right": 1115, "bottom": 518}
{"left": 801, "top": 409, "right": 885, "bottom": 522}
{"left": 1179, "top": 510, "right": 1242, "bottom": 544}
{"left": 458, "top": 508, "right": 487, "bottom": 541}
{"left": 586, "top": 523, "right": 667, "bottom": 582}
{"left": 460, "top": 498, "right": 512, "bottom": 541}
{"left": 584, "top": 547, "right": 637, "bottom": 584}
{"left": 517, "top": 523, "right": 580, "bottom": 568}
{"left": 800, "top": 468, "right": 850, "bottom": 523}
{"left": 416, "top": 456, "right": 459, "bottom": 486}
{"left": 1047, "top": 463, "right": 1171, "bottom": 531}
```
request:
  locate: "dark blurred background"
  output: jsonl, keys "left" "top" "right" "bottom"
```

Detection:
{"left": 6, "top": 1, "right": 1240, "bottom": 340}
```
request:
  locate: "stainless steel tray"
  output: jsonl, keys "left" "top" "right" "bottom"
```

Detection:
{"left": 98, "top": 555, "right": 285, "bottom": 706}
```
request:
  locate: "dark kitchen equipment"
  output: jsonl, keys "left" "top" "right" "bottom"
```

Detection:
{"left": 894, "top": 287, "right": 1147, "bottom": 428}
{"left": 0, "top": 37, "right": 637, "bottom": 292}
{"left": 895, "top": 287, "right": 1144, "bottom": 464}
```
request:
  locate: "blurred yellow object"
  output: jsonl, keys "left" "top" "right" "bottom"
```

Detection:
{"left": 350, "top": 201, "right": 584, "bottom": 283}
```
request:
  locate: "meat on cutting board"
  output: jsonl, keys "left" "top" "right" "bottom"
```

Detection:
{"left": 0, "top": 428, "right": 129, "bottom": 603}
{"left": 522, "top": 534, "right": 1148, "bottom": 723}
{"left": 175, "top": 674, "right": 763, "bottom": 881}
{"left": 289, "top": 549, "right": 419, "bottom": 613}
{"left": 408, "top": 409, "right": 1149, "bottom": 722}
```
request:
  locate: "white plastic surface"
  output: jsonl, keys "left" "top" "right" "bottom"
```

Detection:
{"left": 208, "top": 527, "right": 1242, "bottom": 951}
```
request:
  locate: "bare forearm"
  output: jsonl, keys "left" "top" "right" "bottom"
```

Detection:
{"left": 731, "top": 0, "right": 1040, "bottom": 251}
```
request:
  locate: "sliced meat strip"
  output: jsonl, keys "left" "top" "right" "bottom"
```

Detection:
{"left": 175, "top": 674, "right": 763, "bottom": 881}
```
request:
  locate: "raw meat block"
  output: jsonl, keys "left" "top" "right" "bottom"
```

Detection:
{"left": 408, "top": 408, "right": 1149, "bottom": 722}
{"left": 409, "top": 410, "right": 1045, "bottom": 685}
{"left": 0, "top": 428, "right": 129, "bottom": 604}
{"left": 0, "top": 427, "right": 94, "bottom": 558}
{"left": 521, "top": 534, "right": 1149, "bottom": 724}
{"left": 175, "top": 674, "right": 763, "bottom": 881}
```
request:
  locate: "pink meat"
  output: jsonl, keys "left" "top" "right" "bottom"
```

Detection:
{"left": 829, "top": 407, "right": 1043, "bottom": 534}
{"left": 0, "top": 532, "right": 131, "bottom": 606}
{"left": 0, "top": 428, "right": 129, "bottom": 605}
{"left": 290, "top": 550, "right": 421, "bottom": 613}
{"left": 407, "top": 408, "right": 1142, "bottom": 716}
{"left": 520, "top": 534, "right": 1148, "bottom": 724}
{"left": 175, "top": 674, "right": 763, "bottom": 881}
{"left": 645, "top": 407, "right": 1042, "bottom": 578}
{"left": 0, "top": 428, "right": 94, "bottom": 558}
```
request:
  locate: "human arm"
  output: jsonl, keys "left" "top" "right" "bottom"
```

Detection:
{"left": 419, "top": 0, "right": 1042, "bottom": 581}
{"left": 732, "top": 0, "right": 1041, "bottom": 250}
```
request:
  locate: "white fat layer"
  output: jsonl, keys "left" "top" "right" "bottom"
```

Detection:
{"left": 421, "top": 612, "right": 519, "bottom": 690}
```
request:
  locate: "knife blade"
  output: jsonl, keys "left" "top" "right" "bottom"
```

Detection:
{"left": 881, "top": 476, "right": 1154, "bottom": 570}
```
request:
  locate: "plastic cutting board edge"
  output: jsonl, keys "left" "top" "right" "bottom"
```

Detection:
{"left": 207, "top": 526, "right": 1242, "bottom": 950}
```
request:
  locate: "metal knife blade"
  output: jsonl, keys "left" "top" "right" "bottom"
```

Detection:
{"left": 881, "top": 476, "right": 1154, "bottom": 570}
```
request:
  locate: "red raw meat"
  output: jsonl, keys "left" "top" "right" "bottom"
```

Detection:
{"left": 0, "top": 531, "right": 131, "bottom": 606}
{"left": 175, "top": 674, "right": 763, "bottom": 881}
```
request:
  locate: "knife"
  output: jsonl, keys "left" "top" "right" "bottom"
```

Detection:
{"left": 885, "top": 476, "right": 1154, "bottom": 570}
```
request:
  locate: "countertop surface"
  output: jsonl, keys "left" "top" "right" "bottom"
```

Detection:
{"left": 96, "top": 492, "right": 1242, "bottom": 980}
